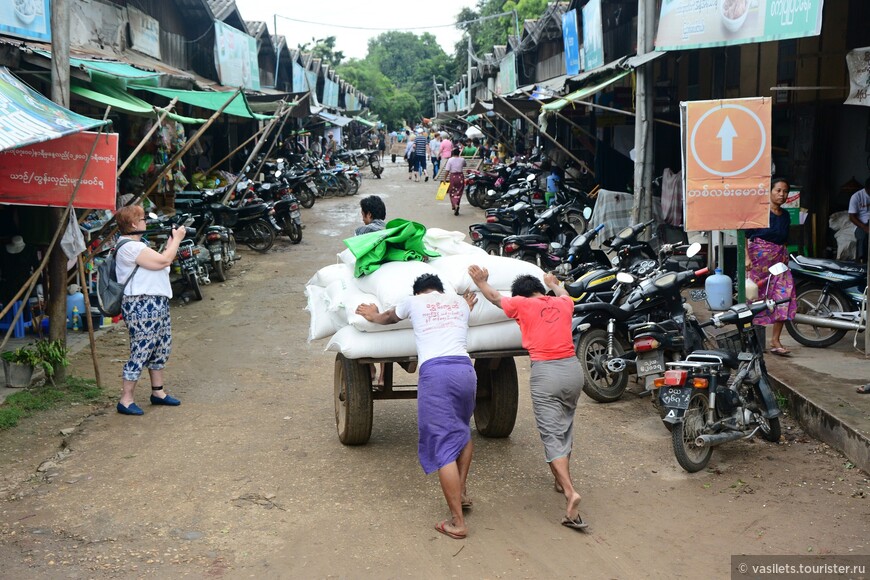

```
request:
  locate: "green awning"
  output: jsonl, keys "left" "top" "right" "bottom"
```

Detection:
{"left": 352, "top": 116, "right": 377, "bottom": 128}
{"left": 130, "top": 85, "right": 272, "bottom": 120}
{"left": 34, "top": 50, "right": 162, "bottom": 87}
{"left": 541, "top": 70, "right": 631, "bottom": 112}
{"left": 70, "top": 82, "right": 206, "bottom": 124}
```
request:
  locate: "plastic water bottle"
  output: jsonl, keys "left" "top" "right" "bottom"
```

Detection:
{"left": 71, "top": 306, "right": 81, "bottom": 331}
{"left": 705, "top": 268, "right": 733, "bottom": 311}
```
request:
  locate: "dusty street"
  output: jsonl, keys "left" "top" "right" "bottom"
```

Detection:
{"left": 1, "top": 162, "right": 868, "bottom": 579}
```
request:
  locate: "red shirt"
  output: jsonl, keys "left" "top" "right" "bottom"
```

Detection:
{"left": 500, "top": 295, "right": 576, "bottom": 361}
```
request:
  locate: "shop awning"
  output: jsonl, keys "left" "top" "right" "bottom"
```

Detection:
{"left": 0, "top": 67, "right": 109, "bottom": 153}
{"left": 315, "top": 111, "right": 353, "bottom": 127}
{"left": 352, "top": 116, "right": 377, "bottom": 128}
{"left": 70, "top": 81, "right": 206, "bottom": 124}
{"left": 33, "top": 49, "right": 162, "bottom": 87}
{"left": 541, "top": 70, "right": 631, "bottom": 112}
{"left": 129, "top": 85, "right": 272, "bottom": 120}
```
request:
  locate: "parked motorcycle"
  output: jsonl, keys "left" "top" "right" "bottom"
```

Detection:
{"left": 657, "top": 291, "right": 789, "bottom": 472}
{"left": 785, "top": 254, "right": 867, "bottom": 347}
{"left": 145, "top": 214, "right": 208, "bottom": 301}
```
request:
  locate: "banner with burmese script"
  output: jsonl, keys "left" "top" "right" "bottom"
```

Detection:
{"left": 0, "top": 132, "right": 118, "bottom": 210}
{"left": 682, "top": 98, "right": 771, "bottom": 232}
{"left": 655, "top": 0, "right": 824, "bottom": 51}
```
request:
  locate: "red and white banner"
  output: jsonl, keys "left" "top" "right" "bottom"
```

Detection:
{"left": 0, "top": 131, "right": 118, "bottom": 210}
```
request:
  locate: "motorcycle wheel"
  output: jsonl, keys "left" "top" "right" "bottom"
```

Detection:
{"left": 245, "top": 220, "right": 275, "bottom": 253}
{"left": 211, "top": 258, "right": 226, "bottom": 282}
{"left": 298, "top": 189, "right": 316, "bottom": 209}
{"left": 466, "top": 185, "right": 478, "bottom": 208}
{"left": 349, "top": 177, "right": 360, "bottom": 196}
{"left": 672, "top": 392, "right": 713, "bottom": 473}
{"left": 565, "top": 211, "right": 588, "bottom": 236}
{"left": 484, "top": 242, "right": 501, "bottom": 256}
{"left": 285, "top": 218, "right": 303, "bottom": 244}
{"left": 785, "top": 284, "right": 849, "bottom": 348}
{"left": 224, "top": 236, "right": 237, "bottom": 272}
{"left": 577, "top": 328, "right": 629, "bottom": 403}
{"left": 186, "top": 271, "right": 203, "bottom": 301}
{"left": 759, "top": 416, "right": 782, "bottom": 443}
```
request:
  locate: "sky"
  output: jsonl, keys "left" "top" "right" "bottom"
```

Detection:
{"left": 233, "top": 0, "right": 478, "bottom": 60}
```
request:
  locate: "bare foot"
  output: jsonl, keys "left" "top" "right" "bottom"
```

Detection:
{"left": 566, "top": 492, "right": 582, "bottom": 519}
{"left": 554, "top": 481, "right": 564, "bottom": 494}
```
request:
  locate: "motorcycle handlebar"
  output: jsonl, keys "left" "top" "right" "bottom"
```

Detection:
{"left": 694, "top": 267, "right": 709, "bottom": 277}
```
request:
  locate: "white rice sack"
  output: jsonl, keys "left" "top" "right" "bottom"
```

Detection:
{"left": 424, "top": 228, "right": 486, "bottom": 257}
{"left": 355, "top": 261, "right": 456, "bottom": 309}
{"left": 325, "top": 326, "right": 417, "bottom": 359}
{"left": 480, "top": 255, "right": 545, "bottom": 291}
{"left": 467, "top": 320, "right": 523, "bottom": 352}
{"left": 467, "top": 291, "right": 511, "bottom": 327}
{"left": 337, "top": 248, "right": 356, "bottom": 267}
{"left": 307, "top": 263, "right": 354, "bottom": 288}
{"left": 305, "top": 285, "right": 341, "bottom": 341}
{"left": 428, "top": 254, "right": 483, "bottom": 294}
{"left": 340, "top": 288, "right": 413, "bottom": 333}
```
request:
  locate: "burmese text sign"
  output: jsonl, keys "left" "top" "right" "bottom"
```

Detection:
{"left": 682, "top": 97, "right": 771, "bottom": 231}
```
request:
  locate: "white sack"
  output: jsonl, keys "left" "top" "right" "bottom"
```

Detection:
{"left": 306, "top": 285, "right": 341, "bottom": 341}
{"left": 326, "top": 326, "right": 418, "bottom": 359}
{"left": 337, "top": 248, "right": 356, "bottom": 267}
{"left": 430, "top": 254, "right": 545, "bottom": 294}
{"left": 307, "top": 263, "right": 354, "bottom": 288}
{"left": 355, "top": 261, "right": 456, "bottom": 308}
{"left": 423, "top": 228, "right": 486, "bottom": 257}
{"left": 467, "top": 321, "right": 523, "bottom": 352}
{"left": 468, "top": 291, "right": 511, "bottom": 327}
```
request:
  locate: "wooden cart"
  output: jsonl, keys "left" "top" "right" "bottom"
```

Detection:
{"left": 334, "top": 350, "right": 527, "bottom": 445}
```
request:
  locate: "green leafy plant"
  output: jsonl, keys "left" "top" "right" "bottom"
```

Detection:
{"left": 1, "top": 339, "right": 69, "bottom": 384}
{"left": 1, "top": 345, "right": 42, "bottom": 368}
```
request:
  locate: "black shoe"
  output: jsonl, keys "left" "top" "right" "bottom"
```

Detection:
{"left": 454, "top": 207, "right": 459, "bottom": 216}
{"left": 425, "top": 176, "right": 429, "bottom": 182}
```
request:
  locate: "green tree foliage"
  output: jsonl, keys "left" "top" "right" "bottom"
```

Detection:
{"left": 452, "top": 0, "right": 549, "bottom": 68}
{"left": 298, "top": 36, "right": 344, "bottom": 69}
{"left": 337, "top": 31, "right": 456, "bottom": 129}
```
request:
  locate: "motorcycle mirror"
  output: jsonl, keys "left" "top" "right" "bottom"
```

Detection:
{"left": 686, "top": 242, "right": 702, "bottom": 258}
{"left": 549, "top": 242, "right": 563, "bottom": 251}
{"left": 768, "top": 262, "right": 789, "bottom": 276}
{"left": 487, "top": 189, "right": 497, "bottom": 197}
{"left": 616, "top": 226, "right": 633, "bottom": 239}
{"left": 616, "top": 272, "right": 634, "bottom": 284}
{"left": 583, "top": 206, "right": 593, "bottom": 220}
{"left": 611, "top": 256, "right": 620, "bottom": 266}
{"left": 147, "top": 212, "right": 159, "bottom": 220}
{"left": 275, "top": 170, "right": 282, "bottom": 178}
{"left": 525, "top": 174, "right": 536, "bottom": 182}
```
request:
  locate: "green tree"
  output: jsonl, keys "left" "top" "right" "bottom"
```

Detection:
{"left": 298, "top": 36, "right": 344, "bottom": 68}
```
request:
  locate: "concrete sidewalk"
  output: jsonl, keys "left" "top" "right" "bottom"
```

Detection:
{"left": 765, "top": 331, "right": 870, "bottom": 473}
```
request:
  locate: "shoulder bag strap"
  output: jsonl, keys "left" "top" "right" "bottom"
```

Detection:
{"left": 115, "top": 239, "right": 141, "bottom": 286}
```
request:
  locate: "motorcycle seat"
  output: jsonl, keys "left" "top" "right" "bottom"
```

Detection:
{"left": 686, "top": 349, "right": 740, "bottom": 370}
{"left": 629, "top": 319, "right": 680, "bottom": 336}
{"left": 566, "top": 269, "right": 616, "bottom": 299}
{"left": 791, "top": 255, "right": 866, "bottom": 276}
{"left": 474, "top": 223, "right": 515, "bottom": 236}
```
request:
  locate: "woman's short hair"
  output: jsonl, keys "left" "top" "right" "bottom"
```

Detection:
{"left": 115, "top": 204, "right": 145, "bottom": 235}
{"left": 412, "top": 273, "right": 445, "bottom": 295}
{"left": 359, "top": 195, "right": 386, "bottom": 220}
{"left": 510, "top": 274, "right": 546, "bottom": 297}
{"left": 452, "top": 147, "right": 461, "bottom": 157}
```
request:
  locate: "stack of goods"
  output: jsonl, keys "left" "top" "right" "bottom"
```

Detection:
{"left": 306, "top": 228, "right": 545, "bottom": 359}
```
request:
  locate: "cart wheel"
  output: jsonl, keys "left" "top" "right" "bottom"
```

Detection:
{"left": 473, "top": 357, "right": 518, "bottom": 438}
{"left": 334, "top": 354, "right": 373, "bottom": 445}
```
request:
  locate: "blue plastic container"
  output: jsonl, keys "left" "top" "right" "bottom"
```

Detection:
{"left": 705, "top": 268, "right": 733, "bottom": 311}
{"left": 66, "top": 292, "right": 86, "bottom": 330}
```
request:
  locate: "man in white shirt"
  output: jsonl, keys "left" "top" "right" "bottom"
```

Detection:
{"left": 848, "top": 178, "right": 870, "bottom": 262}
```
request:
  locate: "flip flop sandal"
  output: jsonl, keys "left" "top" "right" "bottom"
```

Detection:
{"left": 461, "top": 498, "right": 473, "bottom": 510}
{"left": 561, "top": 515, "right": 589, "bottom": 531}
{"left": 435, "top": 520, "right": 466, "bottom": 540}
{"left": 769, "top": 347, "right": 791, "bottom": 357}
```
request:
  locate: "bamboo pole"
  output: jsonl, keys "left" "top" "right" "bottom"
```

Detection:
{"left": 221, "top": 102, "right": 289, "bottom": 205}
{"left": 495, "top": 96, "right": 592, "bottom": 176}
{"left": 203, "top": 123, "right": 269, "bottom": 176}
{"left": 252, "top": 103, "right": 293, "bottom": 179}
{"left": 77, "top": 254, "right": 101, "bottom": 387}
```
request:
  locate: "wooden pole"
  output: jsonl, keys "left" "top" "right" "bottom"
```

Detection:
{"left": 221, "top": 102, "right": 288, "bottom": 205}
{"left": 252, "top": 103, "right": 293, "bottom": 179}
{"left": 77, "top": 255, "right": 101, "bottom": 387}
{"left": 204, "top": 123, "right": 269, "bottom": 176}
{"left": 632, "top": 0, "right": 655, "bottom": 227}
{"left": 495, "top": 96, "right": 592, "bottom": 175}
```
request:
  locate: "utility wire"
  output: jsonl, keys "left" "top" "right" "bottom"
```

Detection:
{"left": 274, "top": 11, "right": 516, "bottom": 32}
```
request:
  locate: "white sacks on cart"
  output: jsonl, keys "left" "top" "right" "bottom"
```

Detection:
{"left": 305, "top": 232, "right": 545, "bottom": 357}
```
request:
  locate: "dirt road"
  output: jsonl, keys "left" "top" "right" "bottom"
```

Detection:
{"left": 1, "top": 162, "right": 868, "bottom": 578}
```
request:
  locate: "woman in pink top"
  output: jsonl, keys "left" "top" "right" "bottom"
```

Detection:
{"left": 443, "top": 147, "right": 466, "bottom": 216}
{"left": 439, "top": 133, "right": 453, "bottom": 160}
{"left": 468, "top": 265, "right": 588, "bottom": 531}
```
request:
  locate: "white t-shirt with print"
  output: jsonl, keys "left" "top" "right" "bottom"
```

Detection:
{"left": 395, "top": 292, "right": 469, "bottom": 366}
{"left": 848, "top": 188, "right": 870, "bottom": 225}
{"left": 115, "top": 238, "right": 172, "bottom": 298}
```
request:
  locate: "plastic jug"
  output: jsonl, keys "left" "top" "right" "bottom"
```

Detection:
{"left": 705, "top": 268, "right": 733, "bottom": 311}
{"left": 66, "top": 291, "right": 86, "bottom": 329}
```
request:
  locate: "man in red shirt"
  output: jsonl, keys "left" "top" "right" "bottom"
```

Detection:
{"left": 469, "top": 265, "right": 587, "bottom": 531}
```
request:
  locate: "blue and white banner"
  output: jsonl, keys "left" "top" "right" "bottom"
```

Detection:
{"left": 562, "top": 9, "right": 581, "bottom": 76}
{"left": 582, "top": 0, "right": 604, "bottom": 71}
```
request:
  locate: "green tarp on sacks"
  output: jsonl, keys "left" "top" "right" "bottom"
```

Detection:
{"left": 343, "top": 219, "right": 440, "bottom": 277}
{"left": 129, "top": 85, "right": 272, "bottom": 120}
{"left": 70, "top": 82, "right": 206, "bottom": 124}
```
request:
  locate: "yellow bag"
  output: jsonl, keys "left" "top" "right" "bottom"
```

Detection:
{"left": 435, "top": 181, "right": 449, "bottom": 200}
